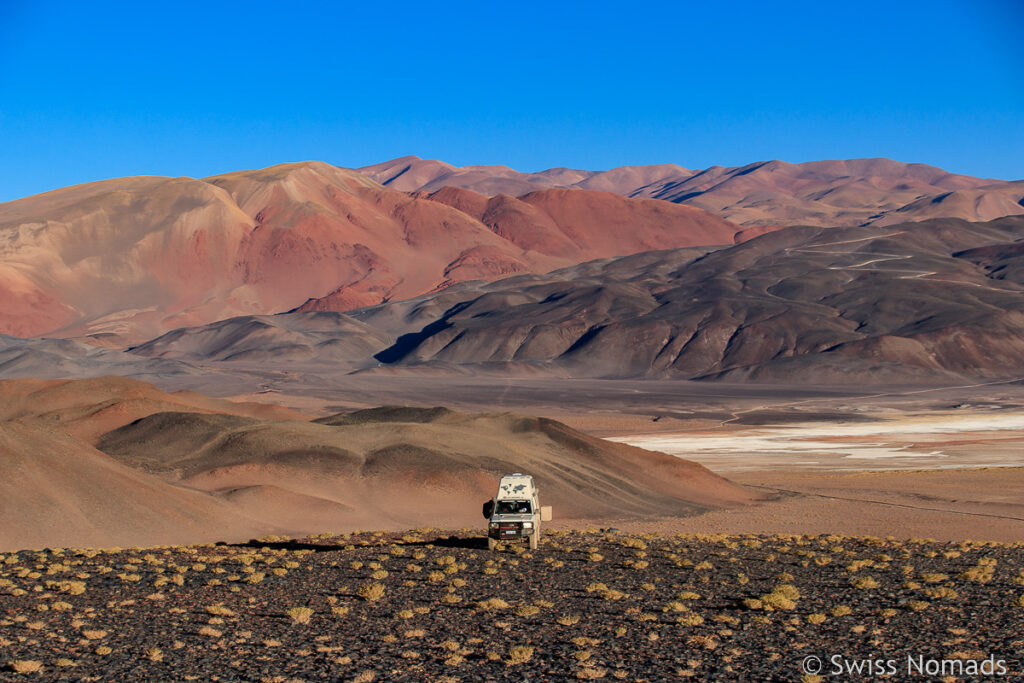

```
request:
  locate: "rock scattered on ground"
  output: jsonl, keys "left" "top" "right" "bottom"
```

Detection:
{"left": 2, "top": 530, "right": 1022, "bottom": 680}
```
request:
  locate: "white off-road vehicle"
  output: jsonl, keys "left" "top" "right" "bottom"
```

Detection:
{"left": 482, "top": 473, "right": 552, "bottom": 550}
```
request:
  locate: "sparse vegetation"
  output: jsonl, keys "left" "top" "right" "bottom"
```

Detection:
{"left": 357, "top": 583, "right": 386, "bottom": 602}
{"left": 0, "top": 530, "right": 1018, "bottom": 680}
{"left": 286, "top": 606, "right": 314, "bottom": 624}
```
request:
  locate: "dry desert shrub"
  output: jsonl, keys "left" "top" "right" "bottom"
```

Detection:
{"left": 357, "top": 583, "right": 385, "bottom": 602}
{"left": 205, "top": 605, "right": 235, "bottom": 617}
{"left": 514, "top": 605, "right": 540, "bottom": 617}
{"left": 476, "top": 598, "right": 510, "bottom": 611}
{"left": 557, "top": 615, "right": 581, "bottom": 626}
{"left": 286, "top": 607, "right": 314, "bottom": 624}
{"left": 759, "top": 590, "right": 796, "bottom": 611}
{"left": 8, "top": 660, "right": 43, "bottom": 674}
{"left": 577, "top": 665, "right": 607, "bottom": 679}
{"left": 851, "top": 576, "right": 880, "bottom": 590}
{"left": 686, "top": 634, "right": 718, "bottom": 650}
{"left": 960, "top": 564, "right": 995, "bottom": 583}
{"left": 145, "top": 648, "right": 163, "bottom": 662}
{"left": 505, "top": 646, "right": 534, "bottom": 665}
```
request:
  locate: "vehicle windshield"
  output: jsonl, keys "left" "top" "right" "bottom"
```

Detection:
{"left": 495, "top": 500, "right": 532, "bottom": 515}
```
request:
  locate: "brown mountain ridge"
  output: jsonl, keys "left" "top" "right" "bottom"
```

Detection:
{"left": 360, "top": 156, "right": 1024, "bottom": 228}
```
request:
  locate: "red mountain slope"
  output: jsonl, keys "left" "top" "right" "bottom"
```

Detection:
{"left": 0, "top": 162, "right": 740, "bottom": 341}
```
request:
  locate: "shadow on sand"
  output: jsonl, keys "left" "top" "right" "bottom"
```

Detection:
{"left": 226, "top": 534, "right": 489, "bottom": 553}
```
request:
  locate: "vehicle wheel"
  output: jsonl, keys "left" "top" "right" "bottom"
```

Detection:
{"left": 529, "top": 531, "right": 539, "bottom": 550}
{"left": 487, "top": 538, "right": 497, "bottom": 551}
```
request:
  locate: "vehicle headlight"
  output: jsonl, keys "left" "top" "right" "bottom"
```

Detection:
{"left": 522, "top": 522, "right": 533, "bottom": 528}
{"left": 489, "top": 522, "right": 499, "bottom": 528}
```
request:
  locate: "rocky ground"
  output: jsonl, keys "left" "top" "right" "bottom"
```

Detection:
{"left": 1, "top": 530, "right": 1022, "bottom": 681}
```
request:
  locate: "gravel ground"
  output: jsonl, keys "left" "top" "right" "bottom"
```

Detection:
{"left": 1, "top": 530, "right": 1022, "bottom": 681}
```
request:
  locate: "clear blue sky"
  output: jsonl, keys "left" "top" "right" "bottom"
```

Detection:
{"left": 1, "top": 0, "right": 1022, "bottom": 201}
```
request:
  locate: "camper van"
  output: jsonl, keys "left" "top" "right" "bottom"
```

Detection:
{"left": 482, "top": 473, "right": 552, "bottom": 550}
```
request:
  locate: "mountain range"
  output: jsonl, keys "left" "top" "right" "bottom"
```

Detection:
{"left": 2, "top": 157, "right": 1024, "bottom": 386}
{"left": 360, "top": 156, "right": 1024, "bottom": 228}
{"left": 0, "top": 161, "right": 738, "bottom": 341}
{"left": 128, "top": 216, "right": 1024, "bottom": 384}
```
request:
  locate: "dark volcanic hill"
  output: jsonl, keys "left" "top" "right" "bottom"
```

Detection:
{"left": 350, "top": 216, "right": 1024, "bottom": 383}
{"left": 120, "top": 216, "right": 1024, "bottom": 384}
{"left": 129, "top": 311, "right": 392, "bottom": 366}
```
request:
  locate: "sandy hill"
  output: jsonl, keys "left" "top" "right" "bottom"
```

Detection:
{"left": 0, "top": 378, "right": 755, "bottom": 551}
{"left": 97, "top": 405, "right": 756, "bottom": 527}
{"left": 360, "top": 156, "right": 1024, "bottom": 228}
{"left": 0, "top": 162, "right": 739, "bottom": 341}
{"left": 0, "top": 377, "right": 311, "bottom": 550}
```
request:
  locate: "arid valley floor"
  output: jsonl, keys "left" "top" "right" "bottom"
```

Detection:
{"left": 3, "top": 374, "right": 1024, "bottom": 680}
